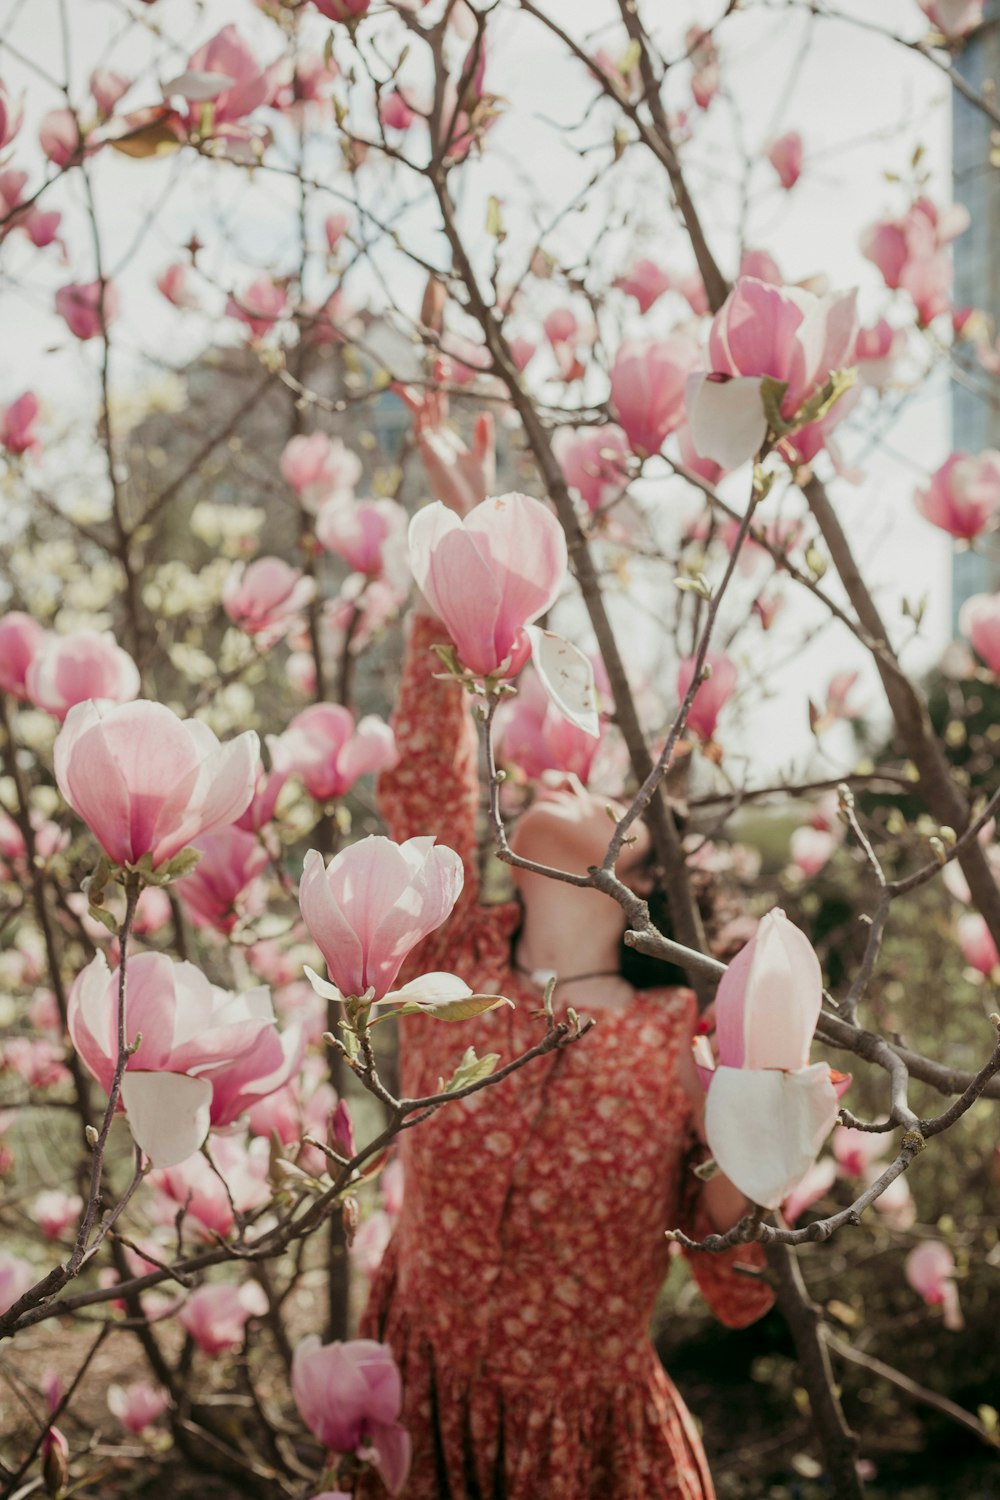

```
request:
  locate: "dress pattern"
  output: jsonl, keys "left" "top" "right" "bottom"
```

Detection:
{"left": 357, "top": 614, "right": 774, "bottom": 1499}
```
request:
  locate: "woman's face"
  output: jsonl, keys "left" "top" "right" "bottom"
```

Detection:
{"left": 508, "top": 773, "right": 652, "bottom": 881}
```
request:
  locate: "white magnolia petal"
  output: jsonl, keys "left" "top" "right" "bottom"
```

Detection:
{"left": 161, "top": 70, "right": 236, "bottom": 102}
{"left": 384, "top": 972, "right": 473, "bottom": 1003}
{"left": 685, "top": 373, "right": 768, "bottom": 471}
{"left": 525, "top": 626, "right": 600, "bottom": 737}
{"left": 704, "top": 1063, "right": 839, "bottom": 1210}
{"left": 383, "top": 972, "right": 513, "bottom": 1020}
{"left": 303, "top": 964, "right": 345, "bottom": 1004}
{"left": 120, "top": 1072, "right": 213, "bottom": 1169}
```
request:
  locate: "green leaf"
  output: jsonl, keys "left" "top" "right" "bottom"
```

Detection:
{"left": 759, "top": 376, "right": 790, "bottom": 436}
{"left": 674, "top": 574, "right": 712, "bottom": 600}
{"left": 339, "top": 1023, "right": 361, "bottom": 1063}
{"left": 430, "top": 641, "right": 464, "bottom": 679}
{"left": 150, "top": 846, "right": 203, "bottom": 885}
{"left": 443, "top": 1046, "right": 501, "bottom": 1092}
{"left": 87, "top": 903, "right": 119, "bottom": 935}
{"left": 485, "top": 195, "right": 505, "bottom": 241}
{"left": 393, "top": 993, "right": 513, "bottom": 1022}
{"left": 618, "top": 39, "right": 641, "bottom": 76}
{"left": 785, "top": 367, "right": 857, "bottom": 437}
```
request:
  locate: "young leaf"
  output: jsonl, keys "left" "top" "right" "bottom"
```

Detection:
{"left": 444, "top": 1046, "right": 501, "bottom": 1092}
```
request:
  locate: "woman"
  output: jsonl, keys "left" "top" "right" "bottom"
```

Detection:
{"left": 356, "top": 578, "right": 775, "bottom": 1497}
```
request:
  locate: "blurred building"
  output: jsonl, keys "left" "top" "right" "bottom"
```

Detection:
{"left": 952, "top": 0, "right": 1000, "bottom": 625}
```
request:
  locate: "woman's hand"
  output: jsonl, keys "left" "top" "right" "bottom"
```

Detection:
{"left": 397, "top": 373, "right": 495, "bottom": 517}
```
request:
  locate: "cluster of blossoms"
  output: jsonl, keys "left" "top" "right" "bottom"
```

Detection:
{"left": 0, "top": 3, "right": 991, "bottom": 1494}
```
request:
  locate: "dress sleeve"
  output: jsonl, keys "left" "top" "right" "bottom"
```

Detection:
{"left": 377, "top": 610, "right": 482, "bottom": 901}
{"left": 676, "top": 1133, "right": 776, "bottom": 1329}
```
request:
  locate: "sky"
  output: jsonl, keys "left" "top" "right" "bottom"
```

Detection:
{"left": 0, "top": 0, "right": 968, "bottom": 782}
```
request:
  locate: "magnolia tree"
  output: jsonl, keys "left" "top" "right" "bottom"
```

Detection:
{"left": 0, "top": 0, "right": 999, "bottom": 1496}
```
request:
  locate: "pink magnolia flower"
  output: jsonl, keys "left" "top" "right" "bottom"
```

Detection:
{"left": 688, "top": 26, "right": 720, "bottom": 110}
{"left": 316, "top": 497, "right": 408, "bottom": 580}
{"left": 905, "top": 1240, "right": 964, "bottom": 1329}
{"left": 39, "top": 108, "right": 81, "bottom": 166}
{"left": 675, "top": 421, "right": 724, "bottom": 486}
{"left": 679, "top": 270, "right": 709, "bottom": 316}
{"left": 832, "top": 1123, "right": 892, "bottom": 1179}
{"left": 1, "top": 1036, "right": 70, "bottom": 1091}
{"left": 408, "top": 493, "right": 566, "bottom": 678}
{"left": 872, "top": 1171, "right": 916, "bottom": 1230}
{"left": 610, "top": 335, "right": 700, "bottom": 457}
{"left": 543, "top": 308, "right": 579, "bottom": 351}
{"left": 54, "top": 699, "right": 259, "bottom": 870}
{"left": 325, "top": 212, "right": 351, "bottom": 251}
{"left": 247, "top": 1062, "right": 337, "bottom": 1160}
{"left": 0, "top": 1252, "right": 36, "bottom": 1314}
{"left": 915, "top": 451, "right": 1000, "bottom": 539}
{"left": 351, "top": 1209, "right": 393, "bottom": 1278}
{"left": 235, "top": 742, "right": 293, "bottom": 833}
{"left": 0, "top": 80, "right": 23, "bottom": 150}
{"left": 149, "top": 1135, "right": 271, "bottom": 1240}
{"left": 34, "top": 1190, "right": 83, "bottom": 1240}
{"left": 861, "top": 197, "right": 968, "bottom": 324}
{"left": 960, "top": 592, "right": 1000, "bottom": 673}
{"left": 615, "top": 259, "right": 672, "bottom": 314}
{"left": 788, "top": 825, "right": 839, "bottom": 879}
{"left": 26, "top": 630, "right": 140, "bottom": 720}
{"left": 279, "top": 704, "right": 397, "bottom": 804}
{"left": 782, "top": 1155, "right": 838, "bottom": 1224}
{"left": 699, "top": 909, "right": 839, "bottom": 1208}
{"left": 298, "top": 835, "right": 464, "bottom": 1002}
{"left": 157, "top": 262, "right": 199, "bottom": 309}
{"left": 169, "top": 26, "right": 281, "bottom": 132}
{"left": 552, "top": 425, "right": 630, "bottom": 514}
{"left": 175, "top": 826, "right": 270, "bottom": 934}
{"left": 493, "top": 665, "right": 604, "bottom": 785}
{"left": 855, "top": 319, "right": 906, "bottom": 387}
{"left": 509, "top": 335, "right": 536, "bottom": 371}
{"left": 68, "top": 949, "right": 295, "bottom": 1167}
{"left": 222, "top": 557, "right": 316, "bottom": 647}
{"left": 676, "top": 652, "right": 738, "bottom": 741}
{"left": 281, "top": 432, "right": 362, "bottom": 512}
{"left": 707, "top": 276, "right": 858, "bottom": 423}
{"left": 311, "top": 0, "right": 372, "bottom": 18}
{"left": 280, "top": 51, "right": 340, "bottom": 112}
{"left": 27, "top": 209, "right": 62, "bottom": 249}
{"left": 292, "top": 1337, "right": 410, "bottom": 1497}
{"left": 178, "top": 1281, "right": 268, "bottom": 1355}
{"left": 1, "top": 391, "right": 41, "bottom": 456}
{"left": 124, "top": 886, "right": 172, "bottom": 937}
{"left": 767, "top": 132, "right": 803, "bottom": 190}
{"left": 918, "top": 0, "right": 984, "bottom": 36}
{"left": 0, "top": 612, "right": 44, "bottom": 697}
{"left": 107, "top": 1381, "right": 169, "bottom": 1433}
{"left": 55, "top": 279, "right": 118, "bottom": 341}
{"left": 957, "top": 911, "right": 999, "bottom": 975}
{"left": 91, "top": 69, "right": 131, "bottom": 117}
{"left": 740, "top": 249, "right": 783, "bottom": 285}
{"left": 380, "top": 88, "right": 416, "bottom": 131}
{"left": 226, "top": 277, "right": 288, "bottom": 341}
{"left": 903, "top": 253, "right": 952, "bottom": 325}
{"left": 434, "top": 36, "right": 494, "bottom": 164}
{"left": 0, "top": 168, "right": 25, "bottom": 218}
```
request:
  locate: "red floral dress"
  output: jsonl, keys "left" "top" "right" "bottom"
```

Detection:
{"left": 357, "top": 615, "right": 774, "bottom": 1499}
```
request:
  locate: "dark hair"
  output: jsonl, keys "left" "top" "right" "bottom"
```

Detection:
{"left": 618, "top": 856, "right": 734, "bottom": 991}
